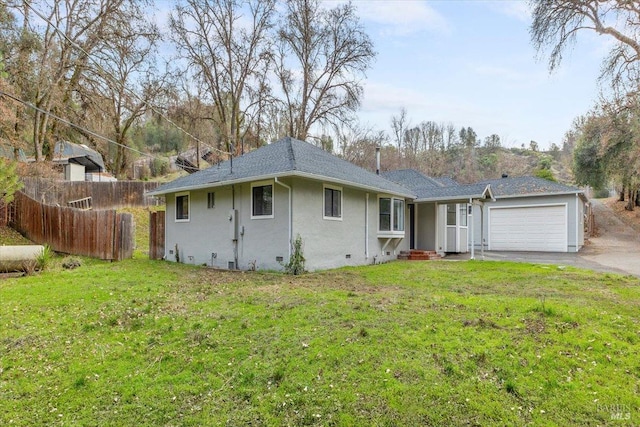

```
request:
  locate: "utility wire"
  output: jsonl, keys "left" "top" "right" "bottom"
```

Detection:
{"left": 17, "top": 2, "right": 231, "bottom": 157}
{"left": 0, "top": 88, "right": 153, "bottom": 158}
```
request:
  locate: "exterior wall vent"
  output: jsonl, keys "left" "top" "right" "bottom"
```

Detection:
{"left": 345, "top": 254, "right": 351, "bottom": 259}
{"left": 276, "top": 256, "right": 284, "bottom": 262}
{"left": 228, "top": 261, "right": 235, "bottom": 270}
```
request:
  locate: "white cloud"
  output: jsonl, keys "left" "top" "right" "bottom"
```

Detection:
{"left": 484, "top": 1, "right": 532, "bottom": 22}
{"left": 360, "top": 81, "right": 430, "bottom": 112}
{"left": 354, "top": 1, "right": 450, "bottom": 36}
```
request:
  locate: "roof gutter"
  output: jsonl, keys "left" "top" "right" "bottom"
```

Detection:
{"left": 492, "top": 190, "right": 584, "bottom": 200}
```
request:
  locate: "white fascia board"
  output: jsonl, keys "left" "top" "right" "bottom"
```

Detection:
{"left": 493, "top": 190, "right": 583, "bottom": 200}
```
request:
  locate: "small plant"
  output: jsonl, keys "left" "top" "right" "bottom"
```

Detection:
{"left": 36, "top": 245, "right": 53, "bottom": 271}
{"left": 248, "top": 260, "right": 257, "bottom": 271}
{"left": 283, "top": 234, "right": 305, "bottom": 275}
{"left": 505, "top": 379, "right": 519, "bottom": 396}
{"left": 62, "top": 257, "right": 82, "bottom": 270}
{"left": 21, "top": 259, "right": 38, "bottom": 276}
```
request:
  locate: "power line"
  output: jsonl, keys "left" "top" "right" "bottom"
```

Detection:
{"left": 0, "top": 88, "right": 153, "bottom": 159}
{"left": 17, "top": 2, "right": 231, "bottom": 157}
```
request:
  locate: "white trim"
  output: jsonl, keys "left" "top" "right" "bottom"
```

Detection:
{"left": 414, "top": 203, "right": 419, "bottom": 250}
{"left": 250, "top": 180, "right": 275, "bottom": 219}
{"left": 365, "top": 193, "right": 369, "bottom": 259}
{"left": 175, "top": 191, "right": 190, "bottom": 222}
{"left": 487, "top": 203, "right": 568, "bottom": 252}
{"left": 322, "top": 184, "right": 343, "bottom": 221}
{"left": 377, "top": 195, "right": 405, "bottom": 237}
{"left": 575, "top": 194, "right": 579, "bottom": 252}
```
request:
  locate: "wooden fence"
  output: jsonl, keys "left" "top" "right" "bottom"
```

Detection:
{"left": 149, "top": 210, "right": 165, "bottom": 260}
{"left": 12, "top": 191, "right": 134, "bottom": 260}
{"left": 21, "top": 178, "right": 162, "bottom": 209}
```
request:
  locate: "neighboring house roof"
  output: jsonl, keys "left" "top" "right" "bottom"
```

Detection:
{"left": 53, "top": 141, "right": 105, "bottom": 172}
{"left": 148, "top": 137, "right": 415, "bottom": 197}
{"left": 0, "top": 144, "right": 28, "bottom": 162}
{"left": 475, "top": 176, "right": 584, "bottom": 199}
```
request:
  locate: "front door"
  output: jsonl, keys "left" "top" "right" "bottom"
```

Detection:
{"left": 445, "top": 203, "right": 468, "bottom": 253}
{"left": 408, "top": 204, "right": 415, "bottom": 249}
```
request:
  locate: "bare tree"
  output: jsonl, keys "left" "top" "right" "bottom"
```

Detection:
{"left": 169, "top": 0, "right": 275, "bottom": 153}
{"left": 334, "top": 120, "right": 386, "bottom": 170}
{"left": 5, "top": 0, "right": 134, "bottom": 161}
{"left": 390, "top": 107, "right": 409, "bottom": 165}
{"left": 275, "top": 0, "right": 375, "bottom": 141}
{"left": 530, "top": 0, "right": 640, "bottom": 89}
{"left": 76, "top": 1, "right": 163, "bottom": 177}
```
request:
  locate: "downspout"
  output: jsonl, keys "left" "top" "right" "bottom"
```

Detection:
{"left": 365, "top": 193, "right": 369, "bottom": 259}
{"left": 232, "top": 185, "right": 237, "bottom": 269}
{"left": 469, "top": 197, "right": 474, "bottom": 260}
{"left": 575, "top": 193, "right": 579, "bottom": 252}
{"left": 274, "top": 177, "right": 292, "bottom": 260}
{"left": 481, "top": 203, "right": 485, "bottom": 260}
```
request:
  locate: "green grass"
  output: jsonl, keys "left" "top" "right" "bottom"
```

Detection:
{"left": 0, "top": 226, "right": 33, "bottom": 245}
{"left": 1, "top": 259, "right": 638, "bottom": 426}
{"left": 117, "top": 206, "right": 164, "bottom": 256}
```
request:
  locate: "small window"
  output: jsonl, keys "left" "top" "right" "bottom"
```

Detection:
{"left": 176, "top": 193, "right": 189, "bottom": 221}
{"left": 252, "top": 183, "right": 273, "bottom": 218}
{"left": 393, "top": 199, "right": 404, "bottom": 231}
{"left": 446, "top": 204, "right": 456, "bottom": 226}
{"left": 324, "top": 186, "right": 342, "bottom": 219}
{"left": 207, "top": 192, "right": 215, "bottom": 209}
{"left": 379, "top": 198, "right": 391, "bottom": 231}
{"left": 379, "top": 196, "right": 404, "bottom": 233}
{"left": 459, "top": 204, "right": 468, "bottom": 227}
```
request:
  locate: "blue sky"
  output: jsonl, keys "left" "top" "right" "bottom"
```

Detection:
{"left": 348, "top": 0, "right": 608, "bottom": 149}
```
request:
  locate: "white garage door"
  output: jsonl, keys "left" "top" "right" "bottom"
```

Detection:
{"left": 489, "top": 205, "right": 567, "bottom": 252}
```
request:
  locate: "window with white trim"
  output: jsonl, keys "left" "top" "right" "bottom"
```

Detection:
{"left": 251, "top": 182, "right": 273, "bottom": 218}
{"left": 393, "top": 198, "right": 404, "bottom": 231}
{"left": 323, "top": 185, "right": 342, "bottom": 219}
{"left": 379, "top": 197, "right": 405, "bottom": 232}
{"left": 175, "top": 192, "right": 190, "bottom": 221}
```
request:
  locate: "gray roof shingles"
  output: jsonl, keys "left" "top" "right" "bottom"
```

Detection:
{"left": 475, "top": 176, "right": 582, "bottom": 197}
{"left": 382, "top": 169, "right": 447, "bottom": 189}
{"left": 413, "top": 183, "right": 490, "bottom": 200}
{"left": 149, "top": 137, "right": 413, "bottom": 197}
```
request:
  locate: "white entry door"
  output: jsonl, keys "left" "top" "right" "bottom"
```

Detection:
{"left": 489, "top": 205, "right": 567, "bottom": 252}
{"left": 445, "top": 203, "right": 468, "bottom": 253}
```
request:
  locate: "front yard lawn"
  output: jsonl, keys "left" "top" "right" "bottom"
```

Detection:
{"left": 1, "top": 259, "right": 638, "bottom": 426}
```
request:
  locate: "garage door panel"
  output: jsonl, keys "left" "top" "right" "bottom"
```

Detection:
{"left": 490, "top": 205, "right": 567, "bottom": 252}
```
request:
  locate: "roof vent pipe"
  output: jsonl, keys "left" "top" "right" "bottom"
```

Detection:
{"left": 376, "top": 146, "right": 381, "bottom": 175}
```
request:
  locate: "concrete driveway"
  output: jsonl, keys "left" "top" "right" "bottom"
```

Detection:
{"left": 448, "top": 199, "right": 640, "bottom": 277}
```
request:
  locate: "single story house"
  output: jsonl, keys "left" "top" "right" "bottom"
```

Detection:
{"left": 384, "top": 170, "right": 587, "bottom": 256}
{"left": 147, "top": 137, "right": 415, "bottom": 271}
{"left": 148, "top": 137, "right": 588, "bottom": 271}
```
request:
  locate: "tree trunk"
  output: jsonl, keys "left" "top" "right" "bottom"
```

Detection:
{"left": 618, "top": 184, "right": 625, "bottom": 201}
{"left": 625, "top": 188, "right": 635, "bottom": 211}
